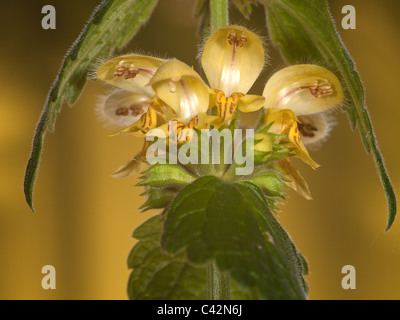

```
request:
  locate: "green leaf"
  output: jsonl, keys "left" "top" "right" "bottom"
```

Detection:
{"left": 232, "top": 0, "right": 253, "bottom": 19}
{"left": 264, "top": 0, "right": 396, "bottom": 230}
{"left": 237, "top": 181, "right": 308, "bottom": 289}
{"left": 137, "top": 163, "right": 196, "bottom": 187}
{"left": 24, "top": 0, "right": 158, "bottom": 211}
{"left": 244, "top": 170, "right": 287, "bottom": 197}
{"left": 162, "top": 176, "right": 308, "bottom": 299}
{"left": 128, "top": 214, "right": 207, "bottom": 300}
{"left": 139, "top": 187, "right": 179, "bottom": 212}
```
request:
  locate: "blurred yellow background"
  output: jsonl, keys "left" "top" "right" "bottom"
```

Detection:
{"left": 1, "top": 0, "right": 399, "bottom": 299}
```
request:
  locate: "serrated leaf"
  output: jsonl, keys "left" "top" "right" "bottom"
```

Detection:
{"left": 24, "top": 0, "right": 158, "bottom": 211}
{"left": 128, "top": 214, "right": 207, "bottom": 300}
{"left": 237, "top": 181, "right": 308, "bottom": 289}
{"left": 139, "top": 186, "right": 179, "bottom": 212}
{"left": 162, "top": 176, "right": 223, "bottom": 260}
{"left": 162, "top": 176, "right": 308, "bottom": 299}
{"left": 244, "top": 170, "right": 287, "bottom": 197}
{"left": 264, "top": 0, "right": 396, "bottom": 230}
{"left": 232, "top": 0, "right": 252, "bottom": 19}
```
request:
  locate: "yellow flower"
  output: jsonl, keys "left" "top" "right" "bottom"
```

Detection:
{"left": 261, "top": 64, "right": 343, "bottom": 198}
{"left": 202, "top": 26, "right": 264, "bottom": 98}
{"left": 96, "top": 54, "right": 166, "bottom": 132}
{"left": 263, "top": 64, "right": 343, "bottom": 115}
{"left": 95, "top": 28, "right": 343, "bottom": 181}
{"left": 95, "top": 26, "right": 269, "bottom": 176}
{"left": 262, "top": 64, "right": 343, "bottom": 167}
{"left": 97, "top": 26, "right": 267, "bottom": 135}
{"left": 202, "top": 26, "right": 266, "bottom": 122}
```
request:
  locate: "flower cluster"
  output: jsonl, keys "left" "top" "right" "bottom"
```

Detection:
{"left": 96, "top": 25, "right": 343, "bottom": 198}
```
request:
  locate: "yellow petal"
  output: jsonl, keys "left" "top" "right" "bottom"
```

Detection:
{"left": 96, "top": 90, "right": 151, "bottom": 128}
{"left": 112, "top": 155, "right": 147, "bottom": 178}
{"left": 112, "top": 142, "right": 150, "bottom": 178}
{"left": 193, "top": 112, "right": 222, "bottom": 129}
{"left": 288, "top": 122, "right": 320, "bottom": 169}
{"left": 265, "top": 108, "right": 299, "bottom": 134}
{"left": 152, "top": 103, "right": 177, "bottom": 124}
{"left": 96, "top": 54, "right": 164, "bottom": 96}
{"left": 278, "top": 159, "right": 312, "bottom": 200}
{"left": 149, "top": 113, "right": 220, "bottom": 145}
{"left": 149, "top": 60, "right": 210, "bottom": 123}
{"left": 117, "top": 104, "right": 158, "bottom": 136}
{"left": 201, "top": 25, "right": 265, "bottom": 96}
{"left": 155, "top": 118, "right": 196, "bottom": 144}
{"left": 213, "top": 90, "right": 244, "bottom": 124}
{"left": 238, "top": 94, "right": 265, "bottom": 113}
{"left": 265, "top": 108, "right": 319, "bottom": 169}
{"left": 263, "top": 64, "right": 343, "bottom": 115}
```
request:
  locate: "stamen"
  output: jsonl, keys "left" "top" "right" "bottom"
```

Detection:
{"left": 116, "top": 107, "right": 129, "bottom": 116}
{"left": 227, "top": 31, "right": 237, "bottom": 46}
{"left": 277, "top": 80, "right": 334, "bottom": 106}
{"left": 114, "top": 66, "right": 127, "bottom": 77}
{"left": 298, "top": 122, "right": 318, "bottom": 138}
{"left": 227, "top": 31, "right": 247, "bottom": 47}
{"left": 129, "top": 104, "right": 145, "bottom": 117}
{"left": 113, "top": 65, "right": 140, "bottom": 79}
{"left": 310, "top": 83, "right": 334, "bottom": 97}
{"left": 112, "top": 61, "right": 155, "bottom": 80}
{"left": 222, "top": 31, "right": 247, "bottom": 96}
{"left": 238, "top": 32, "right": 247, "bottom": 47}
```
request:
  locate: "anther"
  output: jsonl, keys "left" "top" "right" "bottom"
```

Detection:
{"left": 309, "top": 82, "right": 334, "bottom": 98}
{"left": 114, "top": 66, "right": 126, "bottom": 77}
{"left": 227, "top": 31, "right": 237, "bottom": 46}
{"left": 129, "top": 105, "right": 145, "bottom": 117}
{"left": 227, "top": 31, "right": 247, "bottom": 47}
{"left": 298, "top": 122, "right": 318, "bottom": 138}
{"left": 238, "top": 32, "right": 247, "bottom": 47}
{"left": 115, "top": 107, "right": 129, "bottom": 116}
{"left": 113, "top": 65, "right": 140, "bottom": 79}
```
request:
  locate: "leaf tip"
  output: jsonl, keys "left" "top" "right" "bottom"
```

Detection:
{"left": 384, "top": 199, "right": 397, "bottom": 232}
{"left": 24, "top": 188, "right": 35, "bottom": 213}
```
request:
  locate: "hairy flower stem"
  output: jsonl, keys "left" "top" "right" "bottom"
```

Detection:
{"left": 208, "top": 0, "right": 230, "bottom": 300}
{"left": 210, "top": 0, "right": 229, "bottom": 31}
{"left": 207, "top": 260, "right": 231, "bottom": 300}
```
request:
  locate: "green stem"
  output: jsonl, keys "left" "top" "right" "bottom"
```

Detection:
{"left": 208, "top": 0, "right": 230, "bottom": 302}
{"left": 207, "top": 260, "right": 231, "bottom": 300}
{"left": 210, "top": 0, "right": 229, "bottom": 30}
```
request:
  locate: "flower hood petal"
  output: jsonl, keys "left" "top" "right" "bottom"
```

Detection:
{"left": 201, "top": 25, "right": 265, "bottom": 96}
